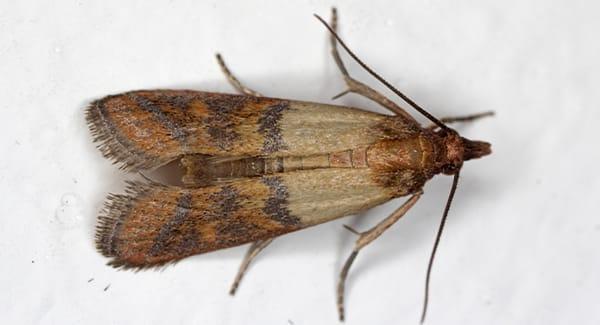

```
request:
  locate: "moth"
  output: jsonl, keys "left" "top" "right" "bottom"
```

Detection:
{"left": 87, "top": 8, "right": 492, "bottom": 323}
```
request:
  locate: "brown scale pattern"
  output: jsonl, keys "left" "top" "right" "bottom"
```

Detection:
{"left": 87, "top": 90, "right": 423, "bottom": 172}
{"left": 89, "top": 89, "right": 489, "bottom": 271}
{"left": 96, "top": 178, "right": 301, "bottom": 269}
{"left": 87, "top": 90, "right": 289, "bottom": 171}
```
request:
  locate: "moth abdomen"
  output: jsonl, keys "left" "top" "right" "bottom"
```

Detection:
{"left": 181, "top": 147, "right": 371, "bottom": 186}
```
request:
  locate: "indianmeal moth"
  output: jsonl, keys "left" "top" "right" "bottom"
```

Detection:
{"left": 86, "top": 8, "right": 492, "bottom": 323}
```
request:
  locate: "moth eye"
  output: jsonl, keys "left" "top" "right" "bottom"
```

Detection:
{"left": 442, "top": 164, "right": 458, "bottom": 175}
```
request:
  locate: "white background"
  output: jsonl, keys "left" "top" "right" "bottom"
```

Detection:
{"left": 1, "top": 0, "right": 599, "bottom": 324}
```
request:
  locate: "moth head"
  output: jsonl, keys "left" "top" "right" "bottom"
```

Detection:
{"left": 440, "top": 130, "right": 491, "bottom": 175}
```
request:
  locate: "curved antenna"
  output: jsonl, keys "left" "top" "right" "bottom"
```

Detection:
{"left": 420, "top": 169, "right": 461, "bottom": 323}
{"left": 314, "top": 14, "right": 449, "bottom": 130}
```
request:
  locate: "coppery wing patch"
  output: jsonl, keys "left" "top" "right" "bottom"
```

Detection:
{"left": 86, "top": 95, "right": 159, "bottom": 171}
{"left": 148, "top": 192, "right": 194, "bottom": 257}
{"left": 128, "top": 93, "right": 189, "bottom": 142}
{"left": 95, "top": 179, "right": 300, "bottom": 270}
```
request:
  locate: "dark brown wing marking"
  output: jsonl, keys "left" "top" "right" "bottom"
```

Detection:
{"left": 259, "top": 102, "right": 289, "bottom": 153}
{"left": 202, "top": 94, "right": 249, "bottom": 150}
{"left": 87, "top": 90, "right": 291, "bottom": 171}
{"left": 87, "top": 90, "right": 420, "bottom": 172}
{"left": 129, "top": 93, "right": 189, "bottom": 143}
{"left": 147, "top": 192, "right": 194, "bottom": 257}
{"left": 96, "top": 179, "right": 300, "bottom": 269}
{"left": 262, "top": 176, "right": 299, "bottom": 226}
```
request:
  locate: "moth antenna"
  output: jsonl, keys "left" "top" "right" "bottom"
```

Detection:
{"left": 313, "top": 13, "right": 449, "bottom": 130}
{"left": 420, "top": 169, "right": 461, "bottom": 324}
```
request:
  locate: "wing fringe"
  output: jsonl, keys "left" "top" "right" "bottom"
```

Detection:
{"left": 94, "top": 180, "right": 168, "bottom": 270}
{"left": 86, "top": 97, "right": 161, "bottom": 172}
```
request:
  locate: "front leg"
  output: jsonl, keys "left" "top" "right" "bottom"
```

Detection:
{"left": 427, "top": 111, "right": 495, "bottom": 130}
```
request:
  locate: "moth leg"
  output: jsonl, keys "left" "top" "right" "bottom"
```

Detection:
{"left": 328, "top": 8, "right": 417, "bottom": 124}
{"left": 427, "top": 111, "right": 495, "bottom": 130}
{"left": 337, "top": 191, "right": 422, "bottom": 321}
{"left": 215, "top": 53, "right": 263, "bottom": 97}
{"left": 229, "top": 238, "right": 274, "bottom": 295}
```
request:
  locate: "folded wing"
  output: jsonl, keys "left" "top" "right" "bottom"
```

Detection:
{"left": 95, "top": 168, "right": 427, "bottom": 269}
{"left": 86, "top": 90, "right": 418, "bottom": 171}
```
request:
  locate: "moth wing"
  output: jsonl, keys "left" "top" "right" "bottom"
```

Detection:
{"left": 96, "top": 168, "right": 420, "bottom": 269}
{"left": 87, "top": 90, "right": 418, "bottom": 171}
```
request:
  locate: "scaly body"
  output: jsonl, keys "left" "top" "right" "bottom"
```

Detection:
{"left": 87, "top": 8, "right": 492, "bottom": 322}
{"left": 89, "top": 90, "right": 450, "bottom": 267}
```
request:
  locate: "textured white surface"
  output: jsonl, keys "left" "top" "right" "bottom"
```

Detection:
{"left": 1, "top": 0, "right": 599, "bottom": 324}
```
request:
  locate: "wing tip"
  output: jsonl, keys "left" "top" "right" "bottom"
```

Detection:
{"left": 94, "top": 181, "right": 174, "bottom": 271}
{"left": 86, "top": 96, "right": 164, "bottom": 172}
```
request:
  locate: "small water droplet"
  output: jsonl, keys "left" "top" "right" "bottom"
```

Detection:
{"left": 55, "top": 193, "right": 83, "bottom": 228}
{"left": 61, "top": 193, "right": 79, "bottom": 206}
{"left": 482, "top": 294, "right": 492, "bottom": 306}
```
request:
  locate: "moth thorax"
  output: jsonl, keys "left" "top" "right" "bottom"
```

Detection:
{"left": 367, "top": 137, "right": 429, "bottom": 172}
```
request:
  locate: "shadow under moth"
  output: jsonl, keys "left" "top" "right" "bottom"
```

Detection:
{"left": 86, "top": 8, "right": 492, "bottom": 323}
